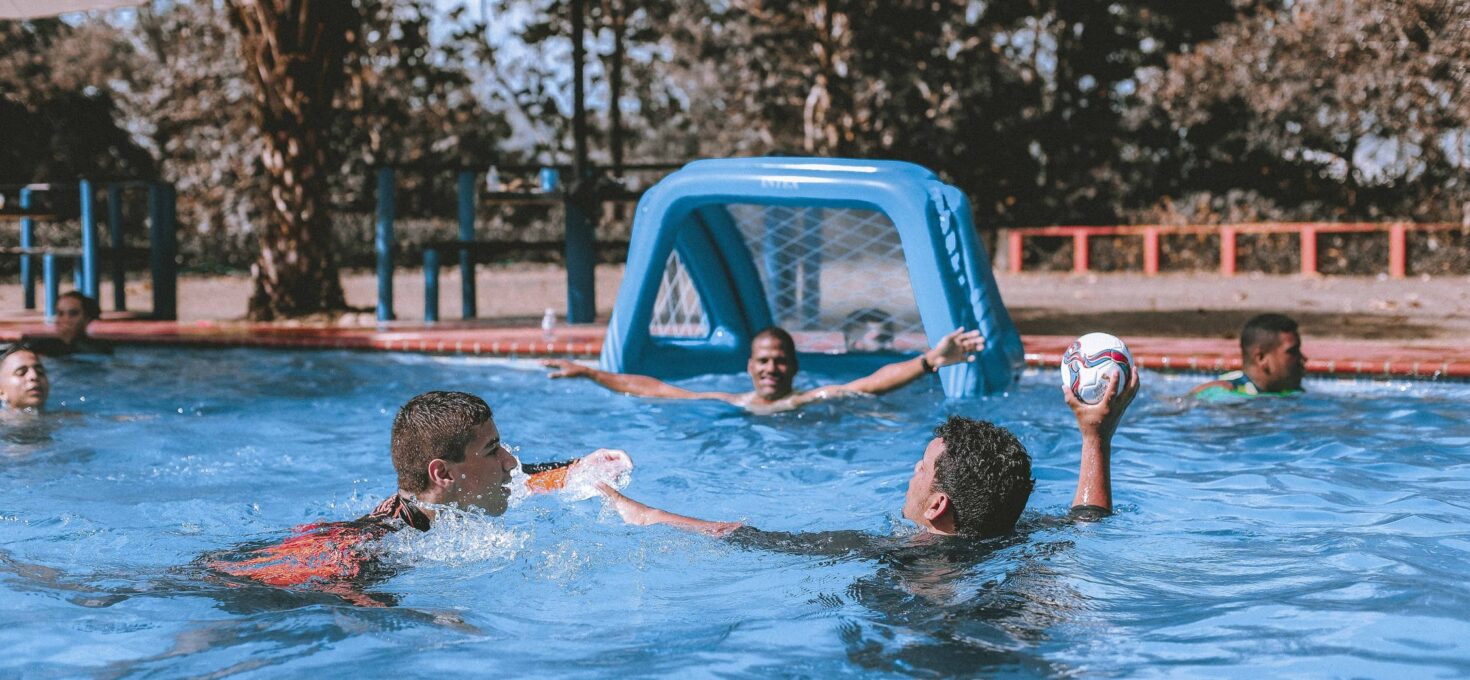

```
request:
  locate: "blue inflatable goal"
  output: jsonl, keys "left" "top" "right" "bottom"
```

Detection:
{"left": 601, "top": 157, "right": 1024, "bottom": 397}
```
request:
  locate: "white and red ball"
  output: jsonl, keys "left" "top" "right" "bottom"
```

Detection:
{"left": 1060, "top": 333, "right": 1134, "bottom": 404}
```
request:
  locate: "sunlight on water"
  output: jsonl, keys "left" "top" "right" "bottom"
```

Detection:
{"left": 1, "top": 349, "right": 1468, "bottom": 677}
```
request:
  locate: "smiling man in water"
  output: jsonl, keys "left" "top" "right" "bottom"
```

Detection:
{"left": 544, "top": 326, "right": 985, "bottom": 413}
{"left": 599, "top": 369, "right": 1140, "bottom": 543}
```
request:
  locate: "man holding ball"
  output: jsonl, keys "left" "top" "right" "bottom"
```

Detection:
{"left": 598, "top": 350, "right": 1141, "bottom": 541}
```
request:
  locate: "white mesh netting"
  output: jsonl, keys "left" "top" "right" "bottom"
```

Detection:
{"left": 647, "top": 204, "right": 926, "bottom": 353}
{"left": 648, "top": 250, "right": 710, "bottom": 338}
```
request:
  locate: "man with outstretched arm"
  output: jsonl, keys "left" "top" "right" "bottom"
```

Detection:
{"left": 208, "top": 391, "right": 629, "bottom": 604}
{"left": 544, "top": 326, "right": 985, "bottom": 413}
{"left": 599, "top": 368, "right": 1140, "bottom": 541}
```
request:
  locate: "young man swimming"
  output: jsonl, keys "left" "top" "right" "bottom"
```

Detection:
{"left": 543, "top": 326, "right": 985, "bottom": 413}
{"left": 210, "top": 391, "right": 626, "bottom": 600}
{"left": 0, "top": 343, "right": 50, "bottom": 413}
{"left": 1190, "top": 313, "right": 1307, "bottom": 398}
{"left": 598, "top": 369, "right": 1140, "bottom": 542}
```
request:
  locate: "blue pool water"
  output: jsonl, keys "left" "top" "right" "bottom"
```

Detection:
{"left": 1, "top": 348, "right": 1468, "bottom": 677}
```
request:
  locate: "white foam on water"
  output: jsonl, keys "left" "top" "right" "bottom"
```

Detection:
{"left": 372, "top": 504, "right": 528, "bottom": 567}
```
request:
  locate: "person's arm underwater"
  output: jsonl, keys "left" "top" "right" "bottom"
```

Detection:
{"left": 817, "top": 328, "right": 984, "bottom": 398}
{"left": 598, "top": 483, "right": 744, "bottom": 536}
{"left": 543, "top": 360, "right": 742, "bottom": 404}
{"left": 1065, "top": 368, "right": 1140, "bottom": 518}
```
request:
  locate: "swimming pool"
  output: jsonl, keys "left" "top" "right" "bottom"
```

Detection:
{"left": 1, "top": 348, "right": 1467, "bottom": 677}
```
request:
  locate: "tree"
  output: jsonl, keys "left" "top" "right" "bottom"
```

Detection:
{"left": 226, "top": 0, "right": 359, "bottom": 320}
{"left": 1148, "top": 0, "right": 1469, "bottom": 222}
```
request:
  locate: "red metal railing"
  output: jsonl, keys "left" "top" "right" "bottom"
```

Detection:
{"left": 1005, "top": 222, "right": 1465, "bottom": 277}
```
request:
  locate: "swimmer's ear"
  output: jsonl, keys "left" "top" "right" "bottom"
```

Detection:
{"left": 923, "top": 492, "right": 951, "bottom": 522}
{"left": 426, "top": 459, "right": 454, "bottom": 489}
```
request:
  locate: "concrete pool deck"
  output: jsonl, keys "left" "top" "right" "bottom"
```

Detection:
{"left": 1, "top": 315, "right": 1465, "bottom": 381}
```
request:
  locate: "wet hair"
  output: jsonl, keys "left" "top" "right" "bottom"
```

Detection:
{"left": 0, "top": 341, "right": 39, "bottom": 365}
{"left": 841, "top": 307, "right": 895, "bottom": 351}
{"left": 751, "top": 327, "right": 798, "bottom": 360}
{"left": 1240, "top": 313, "right": 1299, "bottom": 357}
{"left": 390, "top": 391, "right": 493, "bottom": 493}
{"left": 932, "top": 416, "right": 1034, "bottom": 538}
{"left": 59, "top": 291, "right": 101, "bottom": 320}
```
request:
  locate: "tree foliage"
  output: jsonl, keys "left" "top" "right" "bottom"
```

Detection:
{"left": 1, "top": 0, "right": 1466, "bottom": 317}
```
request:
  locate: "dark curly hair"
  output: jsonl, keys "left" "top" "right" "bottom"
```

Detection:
{"left": 391, "top": 391, "right": 493, "bottom": 493}
{"left": 932, "top": 416, "right": 1034, "bottom": 537}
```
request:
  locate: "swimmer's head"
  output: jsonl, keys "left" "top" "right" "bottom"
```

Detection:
{"left": 842, "top": 308, "right": 895, "bottom": 352}
{"left": 1240, "top": 313, "right": 1306, "bottom": 392}
{"left": 747, "top": 327, "right": 798, "bottom": 401}
{"left": 55, "top": 291, "right": 100, "bottom": 344}
{"left": 391, "top": 391, "right": 518, "bottom": 515}
{"left": 902, "top": 416, "right": 1033, "bottom": 538}
{"left": 0, "top": 343, "right": 49, "bottom": 412}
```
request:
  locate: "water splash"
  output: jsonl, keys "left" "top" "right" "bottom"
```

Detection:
{"left": 373, "top": 504, "right": 527, "bottom": 568}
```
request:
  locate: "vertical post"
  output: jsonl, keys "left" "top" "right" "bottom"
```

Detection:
{"left": 19, "top": 188, "right": 34, "bottom": 309}
{"left": 1388, "top": 223, "right": 1407, "bottom": 278}
{"left": 571, "top": 0, "right": 588, "bottom": 178}
{"left": 43, "top": 253, "right": 57, "bottom": 322}
{"left": 456, "top": 170, "right": 477, "bottom": 319}
{"left": 797, "top": 207, "right": 822, "bottom": 327}
{"left": 147, "top": 182, "right": 178, "bottom": 320}
{"left": 764, "top": 211, "right": 795, "bottom": 322}
{"left": 107, "top": 183, "right": 126, "bottom": 311}
{"left": 1143, "top": 228, "right": 1160, "bottom": 275}
{"left": 564, "top": 197, "right": 596, "bottom": 323}
{"left": 79, "top": 179, "right": 98, "bottom": 298}
{"left": 375, "top": 166, "right": 396, "bottom": 322}
{"left": 424, "top": 247, "right": 440, "bottom": 323}
{"left": 1072, "top": 231, "right": 1089, "bottom": 274}
{"left": 1007, "top": 230, "right": 1023, "bottom": 274}
{"left": 1300, "top": 225, "right": 1318, "bottom": 276}
{"left": 1220, "top": 226, "right": 1237, "bottom": 276}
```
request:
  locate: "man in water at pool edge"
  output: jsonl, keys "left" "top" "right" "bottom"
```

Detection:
{"left": 598, "top": 368, "right": 1140, "bottom": 539}
{"left": 0, "top": 342, "right": 50, "bottom": 413}
{"left": 543, "top": 326, "right": 985, "bottom": 413}
{"left": 1189, "top": 313, "right": 1307, "bottom": 398}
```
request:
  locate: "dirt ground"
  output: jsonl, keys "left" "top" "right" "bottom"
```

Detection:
{"left": 2, "top": 264, "right": 1467, "bottom": 344}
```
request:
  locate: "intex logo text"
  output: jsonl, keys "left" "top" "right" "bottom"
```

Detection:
{"left": 759, "top": 177, "right": 800, "bottom": 190}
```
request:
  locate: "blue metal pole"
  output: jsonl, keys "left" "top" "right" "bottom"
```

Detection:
{"left": 107, "top": 183, "right": 126, "bottom": 311}
{"left": 564, "top": 196, "right": 596, "bottom": 323}
{"left": 456, "top": 170, "right": 477, "bottom": 319}
{"left": 79, "top": 179, "right": 98, "bottom": 298}
{"left": 43, "top": 253, "right": 57, "bottom": 322}
{"left": 147, "top": 182, "right": 178, "bottom": 320}
{"left": 19, "top": 188, "right": 34, "bottom": 310}
{"left": 424, "top": 247, "right": 440, "bottom": 323}
{"left": 375, "top": 167, "right": 396, "bottom": 322}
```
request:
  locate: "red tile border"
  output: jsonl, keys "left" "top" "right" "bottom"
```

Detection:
{"left": 0, "top": 321, "right": 1465, "bottom": 381}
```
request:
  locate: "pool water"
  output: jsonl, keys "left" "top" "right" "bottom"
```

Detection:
{"left": 2, "top": 348, "right": 1468, "bottom": 677}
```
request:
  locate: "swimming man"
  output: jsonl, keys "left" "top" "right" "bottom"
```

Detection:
{"left": 544, "top": 326, "right": 985, "bottom": 413}
{"left": 0, "top": 342, "right": 50, "bottom": 413}
{"left": 210, "top": 391, "right": 626, "bottom": 600}
{"left": 1190, "top": 313, "right": 1306, "bottom": 398}
{"left": 599, "top": 368, "right": 1139, "bottom": 541}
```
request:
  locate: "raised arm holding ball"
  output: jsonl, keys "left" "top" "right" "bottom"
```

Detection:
{"left": 597, "top": 334, "right": 1141, "bottom": 542}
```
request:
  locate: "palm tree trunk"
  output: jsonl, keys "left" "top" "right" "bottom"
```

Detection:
{"left": 228, "top": 0, "right": 356, "bottom": 320}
